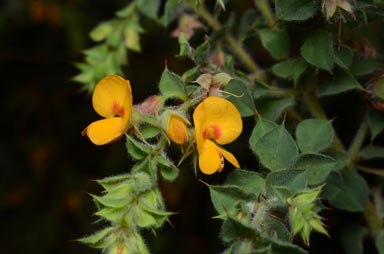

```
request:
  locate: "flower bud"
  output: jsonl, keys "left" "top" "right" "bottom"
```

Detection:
{"left": 195, "top": 73, "right": 213, "bottom": 90}
{"left": 134, "top": 96, "right": 162, "bottom": 115}
{"left": 166, "top": 114, "right": 189, "bottom": 145}
{"left": 322, "top": 0, "right": 354, "bottom": 20}
{"left": 213, "top": 72, "right": 232, "bottom": 87}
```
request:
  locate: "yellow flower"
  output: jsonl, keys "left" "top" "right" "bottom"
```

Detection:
{"left": 82, "top": 75, "right": 133, "bottom": 145}
{"left": 167, "top": 114, "right": 189, "bottom": 145}
{"left": 193, "top": 96, "right": 242, "bottom": 174}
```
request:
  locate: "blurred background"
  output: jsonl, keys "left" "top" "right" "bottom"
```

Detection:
{"left": 1, "top": 0, "right": 382, "bottom": 253}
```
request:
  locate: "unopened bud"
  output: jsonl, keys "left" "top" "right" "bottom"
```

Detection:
{"left": 195, "top": 73, "right": 213, "bottom": 90}
{"left": 213, "top": 73, "right": 232, "bottom": 87}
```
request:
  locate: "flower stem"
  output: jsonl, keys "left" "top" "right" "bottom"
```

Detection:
{"left": 254, "top": 0, "right": 277, "bottom": 28}
{"left": 348, "top": 118, "right": 368, "bottom": 162}
{"left": 356, "top": 165, "right": 384, "bottom": 177}
{"left": 192, "top": 4, "right": 260, "bottom": 73}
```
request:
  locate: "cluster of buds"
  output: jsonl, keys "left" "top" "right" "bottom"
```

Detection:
{"left": 195, "top": 72, "right": 232, "bottom": 96}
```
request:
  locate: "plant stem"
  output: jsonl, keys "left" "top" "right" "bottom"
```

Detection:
{"left": 192, "top": 4, "right": 260, "bottom": 73}
{"left": 254, "top": 0, "right": 277, "bottom": 28}
{"left": 302, "top": 92, "right": 345, "bottom": 152}
{"left": 348, "top": 118, "right": 368, "bottom": 162}
{"left": 356, "top": 165, "right": 384, "bottom": 177}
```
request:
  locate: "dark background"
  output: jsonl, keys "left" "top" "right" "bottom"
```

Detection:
{"left": 1, "top": 0, "right": 381, "bottom": 253}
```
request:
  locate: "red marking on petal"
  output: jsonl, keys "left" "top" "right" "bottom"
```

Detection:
{"left": 111, "top": 102, "right": 124, "bottom": 117}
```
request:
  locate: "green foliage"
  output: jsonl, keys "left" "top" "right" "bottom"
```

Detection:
{"left": 359, "top": 145, "right": 384, "bottom": 160}
{"left": 368, "top": 109, "right": 384, "bottom": 140}
{"left": 295, "top": 119, "right": 334, "bottom": 153}
{"left": 254, "top": 124, "right": 298, "bottom": 171}
{"left": 259, "top": 29, "right": 291, "bottom": 60}
{"left": 275, "top": 0, "right": 318, "bottom": 21}
{"left": 317, "top": 68, "right": 363, "bottom": 96}
{"left": 159, "top": 67, "right": 187, "bottom": 100}
{"left": 224, "top": 79, "right": 255, "bottom": 117}
{"left": 301, "top": 30, "right": 335, "bottom": 72}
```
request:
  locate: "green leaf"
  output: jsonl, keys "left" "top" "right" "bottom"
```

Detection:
{"left": 317, "top": 68, "right": 364, "bottom": 96}
{"left": 292, "top": 57, "right": 308, "bottom": 84}
{"left": 254, "top": 124, "right": 299, "bottom": 171}
{"left": 292, "top": 58, "right": 309, "bottom": 84}
{"left": 335, "top": 45, "right": 353, "bottom": 70}
{"left": 224, "top": 169, "right": 265, "bottom": 196}
{"left": 253, "top": 79, "right": 270, "bottom": 98}
{"left": 294, "top": 154, "right": 338, "bottom": 186}
{"left": 359, "top": 145, "right": 384, "bottom": 160}
{"left": 224, "top": 79, "right": 255, "bottom": 117}
{"left": 138, "top": 123, "right": 161, "bottom": 139}
{"left": 266, "top": 217, "right": 292, "bottom": 242}
{"left": 91, "top": 194, "right": 132, "bottom": 209}
{"left": 249, "top": 117, "right": 277, "bottom": 153}
{"left": 194, "top": 39, "right": 209, "bottom": 64}
{"left": 126, "top": 135, "right": 151, "bottom": 160}
{"left": 267, "top": 169, "right": 307, "bottom": 195}
{"left": 376, "top": 230, "right": 384, "bottom": 254}
{"left": 328, "top": 170, "right": 369, "bottom": 212}
{"left": 368, "top": 109, "right": 384, "bottom": 140}
{"left": 95, "top": 207, "right": 126, "bottom": 221}
{"left": 272, "top": 61, "right": 292, "bottom": 79}
{"left": 209, "top": 185, "right": 253, "bottom": 215}
{"left": 341, "top": 224, "right": 367, "bottom": 254}
{"left": 97, "top": 174, "right": 132, "bottom": 191}
{"left": 116, "top": 4, "right": 135, "bottom": 18}
{"left": 301, "top": 30, "right": 335, "bottom": 72}
{"left": 136, "top": 0, "right": 160, "bottom": 19}
{"left": 261, "top": 236, "right": 308, "bottom": 254}
{"left": 259, "top": 29, "right": 290, "bottom": 60}
{"left": 160, "top": 0, "right": 183, "bottom": 26}
{"left": 90, "top": 21, "right": 115, "bottom": 42}
{"left": 156, "top": 156, "right": 179, "bottom": 181}
{"left": 78, "top": 227, "right": 114, "bottom": 245}
{"left": 221, "top": 216, "right": 259, "bottom": 242}
{"left": 159, "top": 67, "right": 187, "bottom": 100}
{"left": 351, "top": 59, "right": 377, "bottom": 76}
{"left": 106, "top": 26, "right": 123, "bottom": 48}
{"left": 255, "top": 97, "right": 295, "bottom": 121}
{"left": 275, "top": 0, "right": 317, "bottom": 21}
{"left": 321, "top": 171, "right": 342, "bottom": 200}
{"left": 266, "top": 184, "right": 291, "bottom": 203}
{"left": 178, "top": 33, "right": 192, "bottom": 57}
{"left": 296, "top": 119, "right": 334, "bottom": 153}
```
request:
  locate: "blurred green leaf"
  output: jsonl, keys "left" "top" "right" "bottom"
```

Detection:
{"left": 341, "top": 224, "right": 367, "bottom": 254}
{"left": 255, "top": 124, "right": 298, "bottom": 171}
{"left": 292, "top": 58, "right": 308, "bottom": 84}
{"left": 126, "top": 135, "right": 151, "bottom": 160}
{"left": 194, "top": 39, "right": 209, "bottom": 64}
{"left": 78, "top": 227, "right": 114, "bottom": 246}
{"left": 301, "top": 30, "right": 335, "bottom": 72}
{"left": 136, "top": 0, "right": 160, "bottom": 19}
{"left": 351, "top": 59, "right": 377, "bottom": 76}
{"left": 327, "top": 170, "right": 369, "bottom": 212}
{"left": 90, "top": 21, "right": 115, "bottom": 42}
{"left": 259, "top": 29, "right": 290, "bottom": 60}
{"left": 367, "top": 109, "right": 384, "bottom": 140}
{"left": 317, "top": 68, "right": 363, "bottom": 96}
{"left": 156, "top": 156, "right": 179, "bottom": 181}
{"left": 296, "top": 119, "right": 334, "bottom": 153}
{"left": 275, "top": 0, "right": 318, "bottom": 21}
{"left": 272, "top": 61, "right": 292, "bottom": 79}
{"left": 221, "top": 215, "right": 258, "bottom": 242}
{"left": 335, "top": 45, "right": 353, "bottom": 70}
{"left": 267, "top": 169, "right": 307, "bottom": 195}
{"left": 376, "top": 230, "right": 384, "bottom": 254}
{"left": 178, "top": 33, "right": 192, "bottom": 57}
{"left": 359, "top": 145, "right": 384, "bottom": 159}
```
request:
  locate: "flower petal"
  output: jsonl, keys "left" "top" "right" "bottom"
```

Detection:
{"left": 84, "top": 117, "right": 124, "bottom": 145}
{"left": 193, "top": 96, "right": 242, "bottom": 152}
{"left": 198, "top": 140, "right": 222, "bottom": 175}
{"left": 217, "top": 146, "right": 240, "bottom": 168}
{"left": 167, "top": 115, "right": 189, "bottom": 145}
{"left": 92, "top": 75, "right": 133, "bottom": 130}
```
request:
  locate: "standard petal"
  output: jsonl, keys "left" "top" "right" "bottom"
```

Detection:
{"left": 193, "top": 96, "right": 242, "bottom": 149}
{"left": 217, "top": 146, "right": 240, "bottom": 169}
{"left": 92, "top": 75, "right": 133, "bottom": 129}
{"left": 84, "top": 117, "right": 124, "bottom": 145}
{"left": 198, "top": 140, "right": 222, "bottom": 175}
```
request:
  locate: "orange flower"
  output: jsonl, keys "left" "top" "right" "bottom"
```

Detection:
{"left": 193, "top": 96, "right": 242, "bottom": 174}
{"left": 167, "top": 114, "right": 189, "bottom": 145}
{"left": 82, "top": 75, "right": 133, "bottom": 145}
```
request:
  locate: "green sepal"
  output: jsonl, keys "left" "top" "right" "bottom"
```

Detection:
{"left": 78, "top": 227, "right": 114, "bottom": 246}
{"left": 156, "top": 155, "right": 179, "bottom": 181}
{"left": 126, "top": 134, "right": 152, "bottom": 160}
